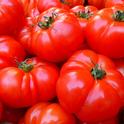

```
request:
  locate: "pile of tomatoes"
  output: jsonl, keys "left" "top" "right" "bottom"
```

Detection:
{"left": 0, "top": 0, "right": 124, "bottom": 123}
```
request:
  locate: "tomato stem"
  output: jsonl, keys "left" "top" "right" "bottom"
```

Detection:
{"left": 38, "top": 13, "right": 56, "bottom": 29}
{"left": 113, "top": 10, "right": 124, "bottom": 22}
{"left": 91, "top": 64, "right": 106, "bottom": 79}
{"left": 18, "top": 59, "right": 33, "bottom": 72}
{"left": 75, "top": 10, "right": 93, "bottom": 19}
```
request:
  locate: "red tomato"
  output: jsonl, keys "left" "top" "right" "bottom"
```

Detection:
{"left": 0, "top": 0, "right": 25, "bottom": 35}
{"left": 0, "top": 57, "right": 59, "bottom": 108}
{"left": 19, "top": 7, "right": 84, "bottom": 62}
{"left": 80, "top": 117, "right": 119, "bottom": 124}
{"left": 105, "top": 0, "right": 124, "bottom": 8}
{"left": 24, "top": 103, "right": 77, "bottom": 124}
{"left": 114, "top": 59, "right": 124, "bottom": 77}
{"left": 0, "top": 102, "right": 3, "bottom": 121}
{"left": 71, "top": 5, "right": 98, "bottom": 32}
{"left": 37, "top": 0, "right": 84, "bottom": 13}
{"left": 88, "top": 0, "right": 106, "bottom": 9}
{"left": 57, "top": 50, "right": 124, "bottom": 122}
{"left": 86, "top": 6, "right": 124, "bottom": 59}
{"left": 0, "top": 36, "right": 26, "bottom": 69}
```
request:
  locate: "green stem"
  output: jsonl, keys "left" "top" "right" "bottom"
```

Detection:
{"left": 91, "top": 64, "right": 106, "bottom": 80}
{"left": 113, "top": 10, "right": 124, "bottom": 22}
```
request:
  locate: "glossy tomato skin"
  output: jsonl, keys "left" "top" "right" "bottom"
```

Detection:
{"left": 105, "top": 0, "right": 124, "bottom": 8}
{"left": 57, "top": 50, "right": 124, "bottom": 122}
{"left": 0, "top": 57, "right": 59, "bottom": 108}
{"left": 24, "top": 103, "right": 77, "bottom": 124}
{"left": 0, "top": 36, "right": 26, "bottom": 69}
{"left": 19, "top": 7, "right": 84, "bottom": 62}
{"left": 0, "top": 0, "right": 25, "bottom": 35}
{"left": 86, "top": 6, "right": 124, "bottom": 59}
{"left": 114, "top": 59, "right": 124, "bottom": 77}
{"left": 71, "top": 5, "right": 98, "bottom": 32}
{"left": 88, "top": 0, "right": 106, "bottom": 9}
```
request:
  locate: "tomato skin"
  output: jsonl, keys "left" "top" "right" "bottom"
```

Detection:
{"left": 0, "top": 102, "right": 3, "bottom": 121}
{"left": 57, "top": 50, "right": 124, "bottom": 122}
{"left": 105, "top": 0, "right": 124, "bottom": 8}
{"left": 86, "top": 6, "right": 124, "bottom": 59}
{"left": 0, "top": 57, "right": 59, "bottom": 108}
{"left": 88, "top": 0, "right": 106, "bottom": 9}
{"left": 71, "top": 5, "right": 98, "bottom": 32}
{"left": 0, "top": 36, "right": 26, "bottom": 69}
{"left": 114, "top": 59, "right": 124, "bottom": 77}
{"left": 24, "top": 103, "right": 77, "bottom": 124}
{"left": 80, "top": 117, "right": 119, "bottom": 124}
{"left": 0, "top": 0, "right": 25, "bottom": 35}
{"left": 19, "top": 7, "right": 84, "bottom": 62}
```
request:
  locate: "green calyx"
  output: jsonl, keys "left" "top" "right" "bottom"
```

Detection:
{"left": 113, "top": 10, "right": 124, "bottom": 22}
{"left": 18, "top": 60, "right": 33, "bottom": 73}
{"left": 76, "top": 11, "right": 93, "bottom": 19}
{"left": 91, "top": 64, "right": 106, "bottom": 80}
{"left": 38, "top": 13, "right": 56, "bottom": 29}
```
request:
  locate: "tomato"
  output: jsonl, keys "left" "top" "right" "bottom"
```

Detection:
{"left": 114, "top": 59, "right": 124, "bottom": 77}
{"left": 0, "top": 36, "right": 26, "bottom": 69}
{"left": 0, "top": 57, "right": 59, "bottom": 108}
{"left": 88, "top": 0, "right": 106, "bottom": 9}
{"left": 105, "top": 0, "right": 124, "bottom": 8}
{"left": 19, "top": 7, "right": 84, "bottom": 62}
{"left": 70, "top": 5, "right": 98, "bottom": 32}
{"left": 86, "top": 6, "right": 124, "bottom": 59}
{"left": 37, "top": 0, "right": 84, "bottom": 13}
{"left": 80, "top": 118, "right": 119, "bottom": 124}
{"left": 24, "top": 103, "right": 77, "bottom": 124}
{"left": 0, "top": 0, "right": 25, "bottom": 35}
{"left": 18, "top": 118, "right": 25, "bottom": 124}
{"left": 0, "top": 102, "right": 3, "bottom": 121}
{"left": 57, "top": 50, "right": 124, "bottom": 122}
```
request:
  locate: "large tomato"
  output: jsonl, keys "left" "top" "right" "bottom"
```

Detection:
{"left": 86, "top": 5, "right": 124, "bottom": 59}
{"left": 105, "top": 0, "right": 124, "bottom": 8}
{"left": 38, "top": 0, "right": 84, "bottom": 13}
{"left": 24, "top": 103, "right": 77, "bottom": 124}
{"left": 114, "top": 59, "right": 124, "bottom": 77}
{"left": 19, "top": 7, "right": 84, "bottom": 62}
{"left": 70, "top": 5, "right": 98, "bottom": 32}
{"left": 88, "top": 0, "right": 106, "bottom": 9}
{"left": 57, "top": 50, "right": 124, "bottom": 122}
{"left": 0, "top": 36, "right": 26, "bottom": 69}
{"left": 0, "top": 0, "right": 25, "bottom": 35}
{"left": 0, "top": 57, "right": 59, "bottom": 108}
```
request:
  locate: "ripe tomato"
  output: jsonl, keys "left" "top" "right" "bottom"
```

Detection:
{"left": 0, "top": 57, "right": 59, "bottom": 108}
{"left": 88, "top": 0, "right": 106, "bottom": 9}
{"left": 105, "top": 0, "right": 124, "bottom": 8}
{"left": 71, "top": 5, "right": 98, "bottom": 32}
{"left": 114, "top": 59, "right": 124, "bottom": 77}
{"left": 19, "top": 7, "right": 84, "bottom": 62}
{"left": 0, "top": 102, "right": 3, "bottom": 121}
{"left": 0, "top": 36, "right": 26, "bottom": 69}
{"left": 0, "top": 0, "right": 25, "bottom": 35}
{"left": 86, "top": 6, "right": 124, "bottom": 58}
{"left": 24, "top": 103, "right": 77, "bottom": 124}
{"left": 57, "top": 50, "right": 124, "bottom": 122}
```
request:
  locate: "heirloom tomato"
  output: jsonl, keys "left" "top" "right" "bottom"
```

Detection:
{"left": 0, "top": 0, "right": 25, "bottom": 35}
{"left": 19, "top": 7, "right": 84, "bottom": 62}
{"left": 86, "top": 6, "right": 124, "bottom": 58}
{"left": 24, "top": 103, "right": 76, "bottom": 124}
{"left": 57, "top": 50, "right": 124, "bottom": 122}
{"left": 0, "top": 36, "right": 26, "bottom": 69}
{"left": 0, "top": 57, "right": 59, "bottom": 108}
{"left": 105, "top": 0, "right": 124, "bottom": 8}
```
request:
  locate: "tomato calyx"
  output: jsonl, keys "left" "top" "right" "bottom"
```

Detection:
{"left": 60, "top": 0, "right": 71, "bottom": 5}
{"left": 18, "top": 59, "right": 33, "bottom": 72}
{"left": 113, "top": 10, "right": 124, "bottom": 22}
{"left": 91, "top": 64, "right": 106, "bottom": 79}
{"left": 38, "top": 13, "right": 56, "bottom": 29}
{"left": 75, "top": 10, "right": 93, "bottom": 19}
